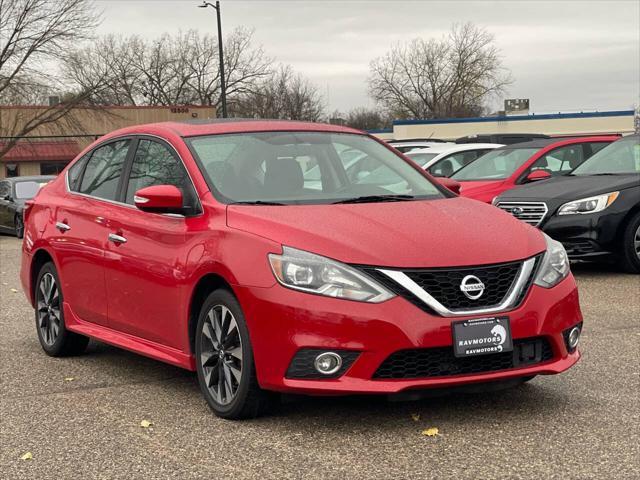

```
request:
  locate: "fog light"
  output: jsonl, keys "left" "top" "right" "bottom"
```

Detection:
{"left": 314, "top": 352, "right": 342, "bottom": 375}
{"left": 568, "top": 327, "right": 581, "bottom": 349}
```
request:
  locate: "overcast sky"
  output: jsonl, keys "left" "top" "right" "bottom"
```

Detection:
{"left": 95, "top": 0, "right": 639, "bottom": 115}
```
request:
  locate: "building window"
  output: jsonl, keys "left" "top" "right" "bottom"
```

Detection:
{"left": 5, "top": 163, "right": 19, "bottom": 177}
{"left": 40, "top": 161, "right": 68, "bottom": 175}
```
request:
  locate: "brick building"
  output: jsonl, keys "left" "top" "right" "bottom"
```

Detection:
{"left": 0, "top": 105, "right": 216, "bottom": 179}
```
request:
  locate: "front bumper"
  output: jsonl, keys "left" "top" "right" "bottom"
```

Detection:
{"left": 236, "top": 274, "right": 583, "bottom": 395}
{"left": 541, "top": 209, "right": 625, "bottom": 259}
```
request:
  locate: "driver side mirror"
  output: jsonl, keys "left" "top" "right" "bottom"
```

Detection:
{"left": 436, "top": 177, "right": 461, "bottom": 195}
{"left": 134, "top": 185, "right": 184, "bottom": 214}
{"left": 525, "top": 170, "right": 552, "bottom": 183}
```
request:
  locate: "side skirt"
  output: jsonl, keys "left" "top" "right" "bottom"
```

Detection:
{"left": 63, "top": 302, "right": 196, "bottom": 371}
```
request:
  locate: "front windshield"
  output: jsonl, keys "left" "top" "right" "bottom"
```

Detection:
{"left": 406, "top": 152, "right": 438, "bottom": 167}
{"left": 452, "top": 147, "right": 539, "bottom": 181}
{"left": 186, "top": 132, "right": 444, "bottom": 204}
{"left": 14, "top": 181, "right": 47, "bottom": 199}
{"left": 571, "top": 136, "right": 640, "bottom": 175}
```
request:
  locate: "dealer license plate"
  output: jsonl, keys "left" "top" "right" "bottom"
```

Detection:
{"left": 452, "top": 317, "right": 513, "bottom": 358}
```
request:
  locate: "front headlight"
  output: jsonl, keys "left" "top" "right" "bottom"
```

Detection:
{"left": 268, "top": 247, "right": 395, "bottom": 303}
{"left": 534, "top": 234, "right": 570, "bottom": 288}
{"left": 558, "top": 191, "right": 619, "bottom": 215}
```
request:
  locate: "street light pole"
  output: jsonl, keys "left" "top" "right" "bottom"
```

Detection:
{"left": 199, "top": 1, "right": 227, "bottom": 118}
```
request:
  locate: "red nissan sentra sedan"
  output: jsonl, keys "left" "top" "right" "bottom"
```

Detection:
{"left": 451, "top": 136, "right": 618, "bottom": 203}
{"left": 20, "top": 120, "right": 583, "bottom": 419}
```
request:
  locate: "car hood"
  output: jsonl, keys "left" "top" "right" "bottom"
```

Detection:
{"left": 226, "top": 197, "right": 545, "bottom": 268}
{"left": 498, "top": 174, "right": 640, "bottom": 201}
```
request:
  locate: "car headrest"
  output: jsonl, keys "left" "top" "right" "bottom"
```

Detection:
{"left": 440, "top": 159, "right": 454, "bottom": 177}
{"left": 264, "top": 158, "right": 304, "bottom": 195}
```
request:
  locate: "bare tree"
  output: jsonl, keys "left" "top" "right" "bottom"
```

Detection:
{"left": 0, "top": 0, "right": 105, "bottom": 158}
{"left": 232, "top": 64, "right": 324, "bottom": 121}
{"left": 65, "top": 28, "right": 272, "bottom": 110}
{"left": 343, "top": 107, "right": 390, "bottom": 131}
{"left": 368, "top": 23, "right": 512, "bottom": 119}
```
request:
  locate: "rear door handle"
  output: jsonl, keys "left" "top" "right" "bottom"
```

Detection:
{"left": 55, "top": 222, "right": 71, "bottom": 232}
{"left": 108, "top": 233, "right": 127, "bottom": 244}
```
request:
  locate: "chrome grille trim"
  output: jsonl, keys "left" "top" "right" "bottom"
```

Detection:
{"left": 377, "top": 258, "right": 537, "bottom": 317}
{"left": 496, "top": 201, "right": 548, "bottom": 227}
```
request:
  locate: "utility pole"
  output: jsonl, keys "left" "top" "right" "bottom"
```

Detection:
{"left": 198, "top": 1, "right": 227, "bottom": 118}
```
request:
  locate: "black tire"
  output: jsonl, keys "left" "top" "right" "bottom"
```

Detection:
{"left": 520, "top": 375, "right": 536, "bottom": 383}
{"left": 14, "top": 214, "right": 24, "bottom": 239}
{"left": 195, "top": 289, "right": 269, "bottom": 419}
{"left": 35, "top": 262, "right": 89, "bottom": 356}
{"left": 619, "top": 212, "right": 640, "bottom": 274}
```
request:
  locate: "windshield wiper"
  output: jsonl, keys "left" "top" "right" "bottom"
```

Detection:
{"left": 332, "top": 194, "right": 415, "bottom": 204}
{"left": 230, "top": 200, "right": 286, "bottom": 206}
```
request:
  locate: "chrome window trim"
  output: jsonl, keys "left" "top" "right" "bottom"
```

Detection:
{"left": 496, "top": 201, "right": 548, "bottom": 227}
{"left": 377, "top": 257, "right": 537, "bottom": 317}
{"left": 65, "top": 133, "right": 203, "bottom": 218}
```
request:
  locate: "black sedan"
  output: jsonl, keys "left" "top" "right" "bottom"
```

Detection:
{"left": 494, "top": 135, "right": 640, "bottom": 272}
{"left": 0, "top": 175, "right": 54, "bottom": 238}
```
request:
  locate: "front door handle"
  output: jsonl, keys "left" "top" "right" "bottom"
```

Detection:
{"left": 55, "top": 221, "right": 71, "bottom": 232}
{"left": 108, "top": 233, "right": 127, "bottom": 244}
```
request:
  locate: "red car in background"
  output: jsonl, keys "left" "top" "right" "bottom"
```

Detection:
{"left": 451, "top": 136, "right": 619, "bottom": 203}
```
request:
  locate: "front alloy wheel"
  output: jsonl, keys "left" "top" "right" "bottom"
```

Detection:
{"left": 200, "top": 304, "right": 243, "bottom": 405}
{"left": 15, "top": 214, "right": 24, "bottom": 239}
{"left": 619, "top": 212, "right": 640, "bottom": 273}
{"left": 195, "top": 289, "right": 270, "bottom": 419}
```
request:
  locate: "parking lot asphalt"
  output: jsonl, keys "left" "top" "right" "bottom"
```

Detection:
{"left": 1, "top": 235, "right": 639, "bottom": 480}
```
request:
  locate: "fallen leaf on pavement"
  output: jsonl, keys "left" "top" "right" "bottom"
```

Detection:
{"left": 10, "top": 288, "right": 18, "bottom": 293}
{"left": 422, "top": 427, "right": 439, "bottom": 437}
{"left": 20, "top": 452, "right": 33, "bottom": 461}
{"left": 411, "top": 413, "right": 421, "bottom": 422}
{"left": 64, "top": 377, "right": 75, "bottom": 382}
{"left": 140, "top": 420, "right": 153, "bottom": 428}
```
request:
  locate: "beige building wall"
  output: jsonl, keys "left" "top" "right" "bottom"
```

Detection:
{"left": 390, "top": 112, "right": 635, "bottom": 141}
{"left": 1, "top": 105, "right": 216, "bottom": 178}
{"left": 1, "top": 105, "right": 216, "bottom": 146}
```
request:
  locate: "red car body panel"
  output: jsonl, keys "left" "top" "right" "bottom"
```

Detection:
{"left": 457, "top": 136, "right": 619, "bottom": 203}
{"left": 20, "top": 120, "right": 583, "bottom": 395}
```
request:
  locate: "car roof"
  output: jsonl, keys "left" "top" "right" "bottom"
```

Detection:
{"left": 496, "top": 135, "right": 619, "bottom": 150}
{"left": 104, "top": 118, "right": 365, "bottom": 139}
{"left": 4, "top": 175, "right": 56, "bottom": 183}
{"left": 407, "top": 143, "right": 503, "bottom": 155}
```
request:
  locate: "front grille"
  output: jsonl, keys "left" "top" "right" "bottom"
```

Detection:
{"left": 373, "top": 337, "right": 554, "bottom": 379}
{"left": 364, "top": 258, "right": 537, "bottom": 313}
{"left": 496, "top": 201, "right": 548, "bottom": 226}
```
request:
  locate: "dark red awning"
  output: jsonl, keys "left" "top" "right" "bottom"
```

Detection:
{"left": 0, "top": 140, "right": 80, "bottom": 163}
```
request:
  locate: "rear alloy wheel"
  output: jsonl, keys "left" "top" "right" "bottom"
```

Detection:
{"left": 195, "top": 289, "right": 270, "bottom": 419}
{"left": 14, "top": 214, "right": 24, "bottom": 239}
{"left": 619, "top": 212, "right": 640, "bottom": 274}
{"left": 35, "top": 262, "right": 89, "bottom": 356}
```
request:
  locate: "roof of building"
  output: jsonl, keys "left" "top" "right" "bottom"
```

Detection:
{"left": 393, "top": 110, "right": 635, "bottom": 126}
{"left": 0, "top": 140, "right": 81, "bottom": 163}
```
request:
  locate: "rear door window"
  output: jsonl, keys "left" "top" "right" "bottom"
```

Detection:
{"left": 79, "top": 140, "right": 131, "bottom": 200}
